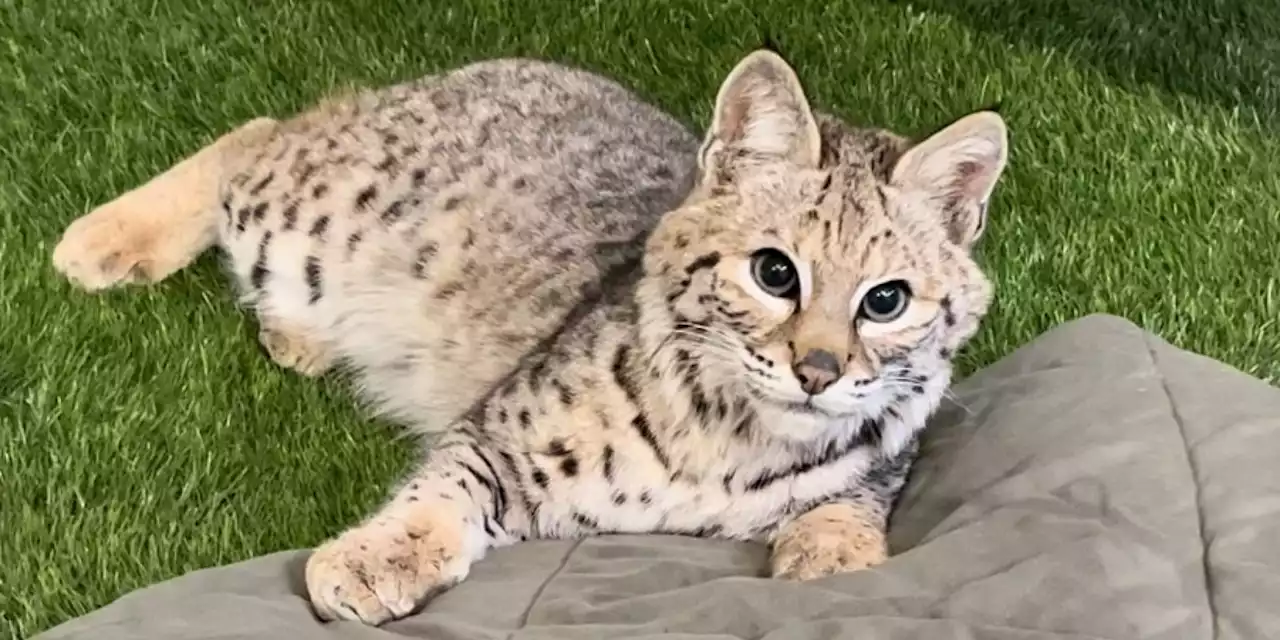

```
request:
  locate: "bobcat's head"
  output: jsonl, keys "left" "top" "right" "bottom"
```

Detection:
{"left": 642, "top": 49, "right": 1007, "bottom": 451}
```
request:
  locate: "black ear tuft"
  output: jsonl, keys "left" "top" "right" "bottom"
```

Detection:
{"left": 977, "top": 100, "right": 1003, "bottom": 114}
{"left": 758, "top": 33, "right": 787, "bottom": 59}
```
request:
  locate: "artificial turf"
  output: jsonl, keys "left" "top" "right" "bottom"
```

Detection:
{"left": 2, "top": 0, "right": 1277, "bottom": 636}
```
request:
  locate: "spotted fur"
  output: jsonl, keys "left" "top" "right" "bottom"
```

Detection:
{"left": 52, "top": 50, "right": 1008, "bottom": 626}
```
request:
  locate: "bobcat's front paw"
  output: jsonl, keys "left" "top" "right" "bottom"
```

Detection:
{"left": 305, "top": 517, "right": 468, "bottom": 625}
{"left": 770, "top": 503, "right": 888, "bottom": 581}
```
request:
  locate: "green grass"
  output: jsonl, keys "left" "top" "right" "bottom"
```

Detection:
{"left": 2, "top": 0, "right": 1278, "bottom": 636}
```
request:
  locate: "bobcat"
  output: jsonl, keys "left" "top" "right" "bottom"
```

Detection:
{"left": 53, "top": 49, "right": 1007, "bottom": 625}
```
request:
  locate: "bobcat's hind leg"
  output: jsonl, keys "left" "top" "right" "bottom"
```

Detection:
{"left": 258, "top": 316, "right": 334, "bottom": 377}
{"left": 53, "top": 117, "right": 279, "bottom": 291}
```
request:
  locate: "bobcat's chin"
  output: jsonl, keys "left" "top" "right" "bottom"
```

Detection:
{"left": 748, "top": 399, "right": 869, "bottom": 444}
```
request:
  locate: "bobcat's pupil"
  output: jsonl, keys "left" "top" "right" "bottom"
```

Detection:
{"left": 860, "top": 281, "right": 911, "bottom": 322}
{"left": 750, "top": 249, "right": 800, "bottom": 299}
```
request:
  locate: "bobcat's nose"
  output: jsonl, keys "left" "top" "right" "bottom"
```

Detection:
{"left": 793, "top": 349, "right": 841, "bottom": 395}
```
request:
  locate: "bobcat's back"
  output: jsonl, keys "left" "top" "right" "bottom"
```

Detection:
{"left": 218, "top": 58, "right": 700, "bottom": 429}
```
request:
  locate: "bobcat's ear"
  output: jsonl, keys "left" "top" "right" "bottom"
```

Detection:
{"left": 891, "top": 111, "right": 1008, "bottom": 247}
{"left": 698, "top": 49, "right": 821, "bottom": 183}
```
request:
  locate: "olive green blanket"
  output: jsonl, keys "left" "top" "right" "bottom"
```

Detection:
{"left": 36, "top": 315, "right": 1280, "bottom": 639}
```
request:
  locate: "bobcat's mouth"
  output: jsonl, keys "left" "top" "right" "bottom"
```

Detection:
{"left": 776, "top": 397, "right": 824, "bottom": 415}
{"left": 748, "top": 386, "right": 860, "bottom": 419}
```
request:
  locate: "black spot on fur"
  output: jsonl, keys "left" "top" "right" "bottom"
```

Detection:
{"left": 469, "top": 445, "right": 508, "bottom": 519}
{"left": 309, "top": 215, "right": 330, "bottom": 240}
{"left": 612, "top": 345, "right": 638, "bottom": 398}
{"left": 941, "top": 296, "right": 957, "bottom": 327}
{"left": 413, "top": 243, "right": 438, "bottom": 279}
{"left": 571, "top": 511, "right": 598, "bottom": 529}
{"left": 714, "top": 395, "right": 729, "bottom": 421}
{"left": 689, "top": 386, "right": 712, "bottom": 422}
{"left": 497, "top": 450, "right": 535, "bottom": 519}
{"left": 381, "top": 199, "right": 406, "bottom": 223}
{"left": 481, "top": 516, "right": 499, "bottom": 539}
{"left": 355, "top": 185, "right": 377, "bottom": 210}
{"left": 552, "top": 379, "right": 574, "bottom": 406}
{"left": 455, "top": 460, "right": 495, "bottom": 507}
{"left": 249, "top": 171, "right": 274, "bottom": 196}
{"left": 281, "top": 202, "right": 299, "bottom": 231}
{"left": 631, "top": 413, "right": 670, "bottom": 470}
{"left": 304, "top": 256, "right": 323, "bottom": 304}
{"left": 560, "top": 455, "right": 579, "bottom": 477}
{"left": 250, "top": 231, "right": 273, "bottom": 290}
{"left": 684, "top": 252, "right": 720, "bottom": 276}
{"left": 296, "top": 163, "right": 320, "bottom": 186}
{"left": 665, "top": 278, "right": 690, "bottom": 306}
{"left": 519, "top": 409, "right": 532, "bottom": 430}
{"left": 411, "top": 168, "right": 427, "bottom": 188}
{"left": 602, "top": 445, "right": 615, "bottom": 481}
{"left": 862, "top": 417, "right": 887, "bottom": 446}
{"left": 435, "top": 281, "right": 464, "bottom": 300}
{"left": 612, "top": 491, "right": 626, "bottom": 505}
{"left": 500, "top": 379, "right": 518, "bottom": 398}
{"left": 547, "top": 439, "right": 568, "bottom": 456}
{"left": 657, "top": 523, "right": 724, "bottom": 538}
{"left": 312, "top": 183, "right": 329, "bottom": 199}
{"left": 527, "top": 359, "right": 547, "bottom": 393}
{"left": 531, "top": 468, "right": 549, "bottom": 489}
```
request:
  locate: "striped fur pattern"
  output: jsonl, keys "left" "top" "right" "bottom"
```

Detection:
{"left": 51, "top": 50, "right": 1008, "bottom": 625}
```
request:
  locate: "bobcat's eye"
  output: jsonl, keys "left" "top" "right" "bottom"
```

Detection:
{"left": 859, "top": 280, "right": 911, "bottom": 322}
{"left": 749, "top": 249, "right": 800, "bottom": 299}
